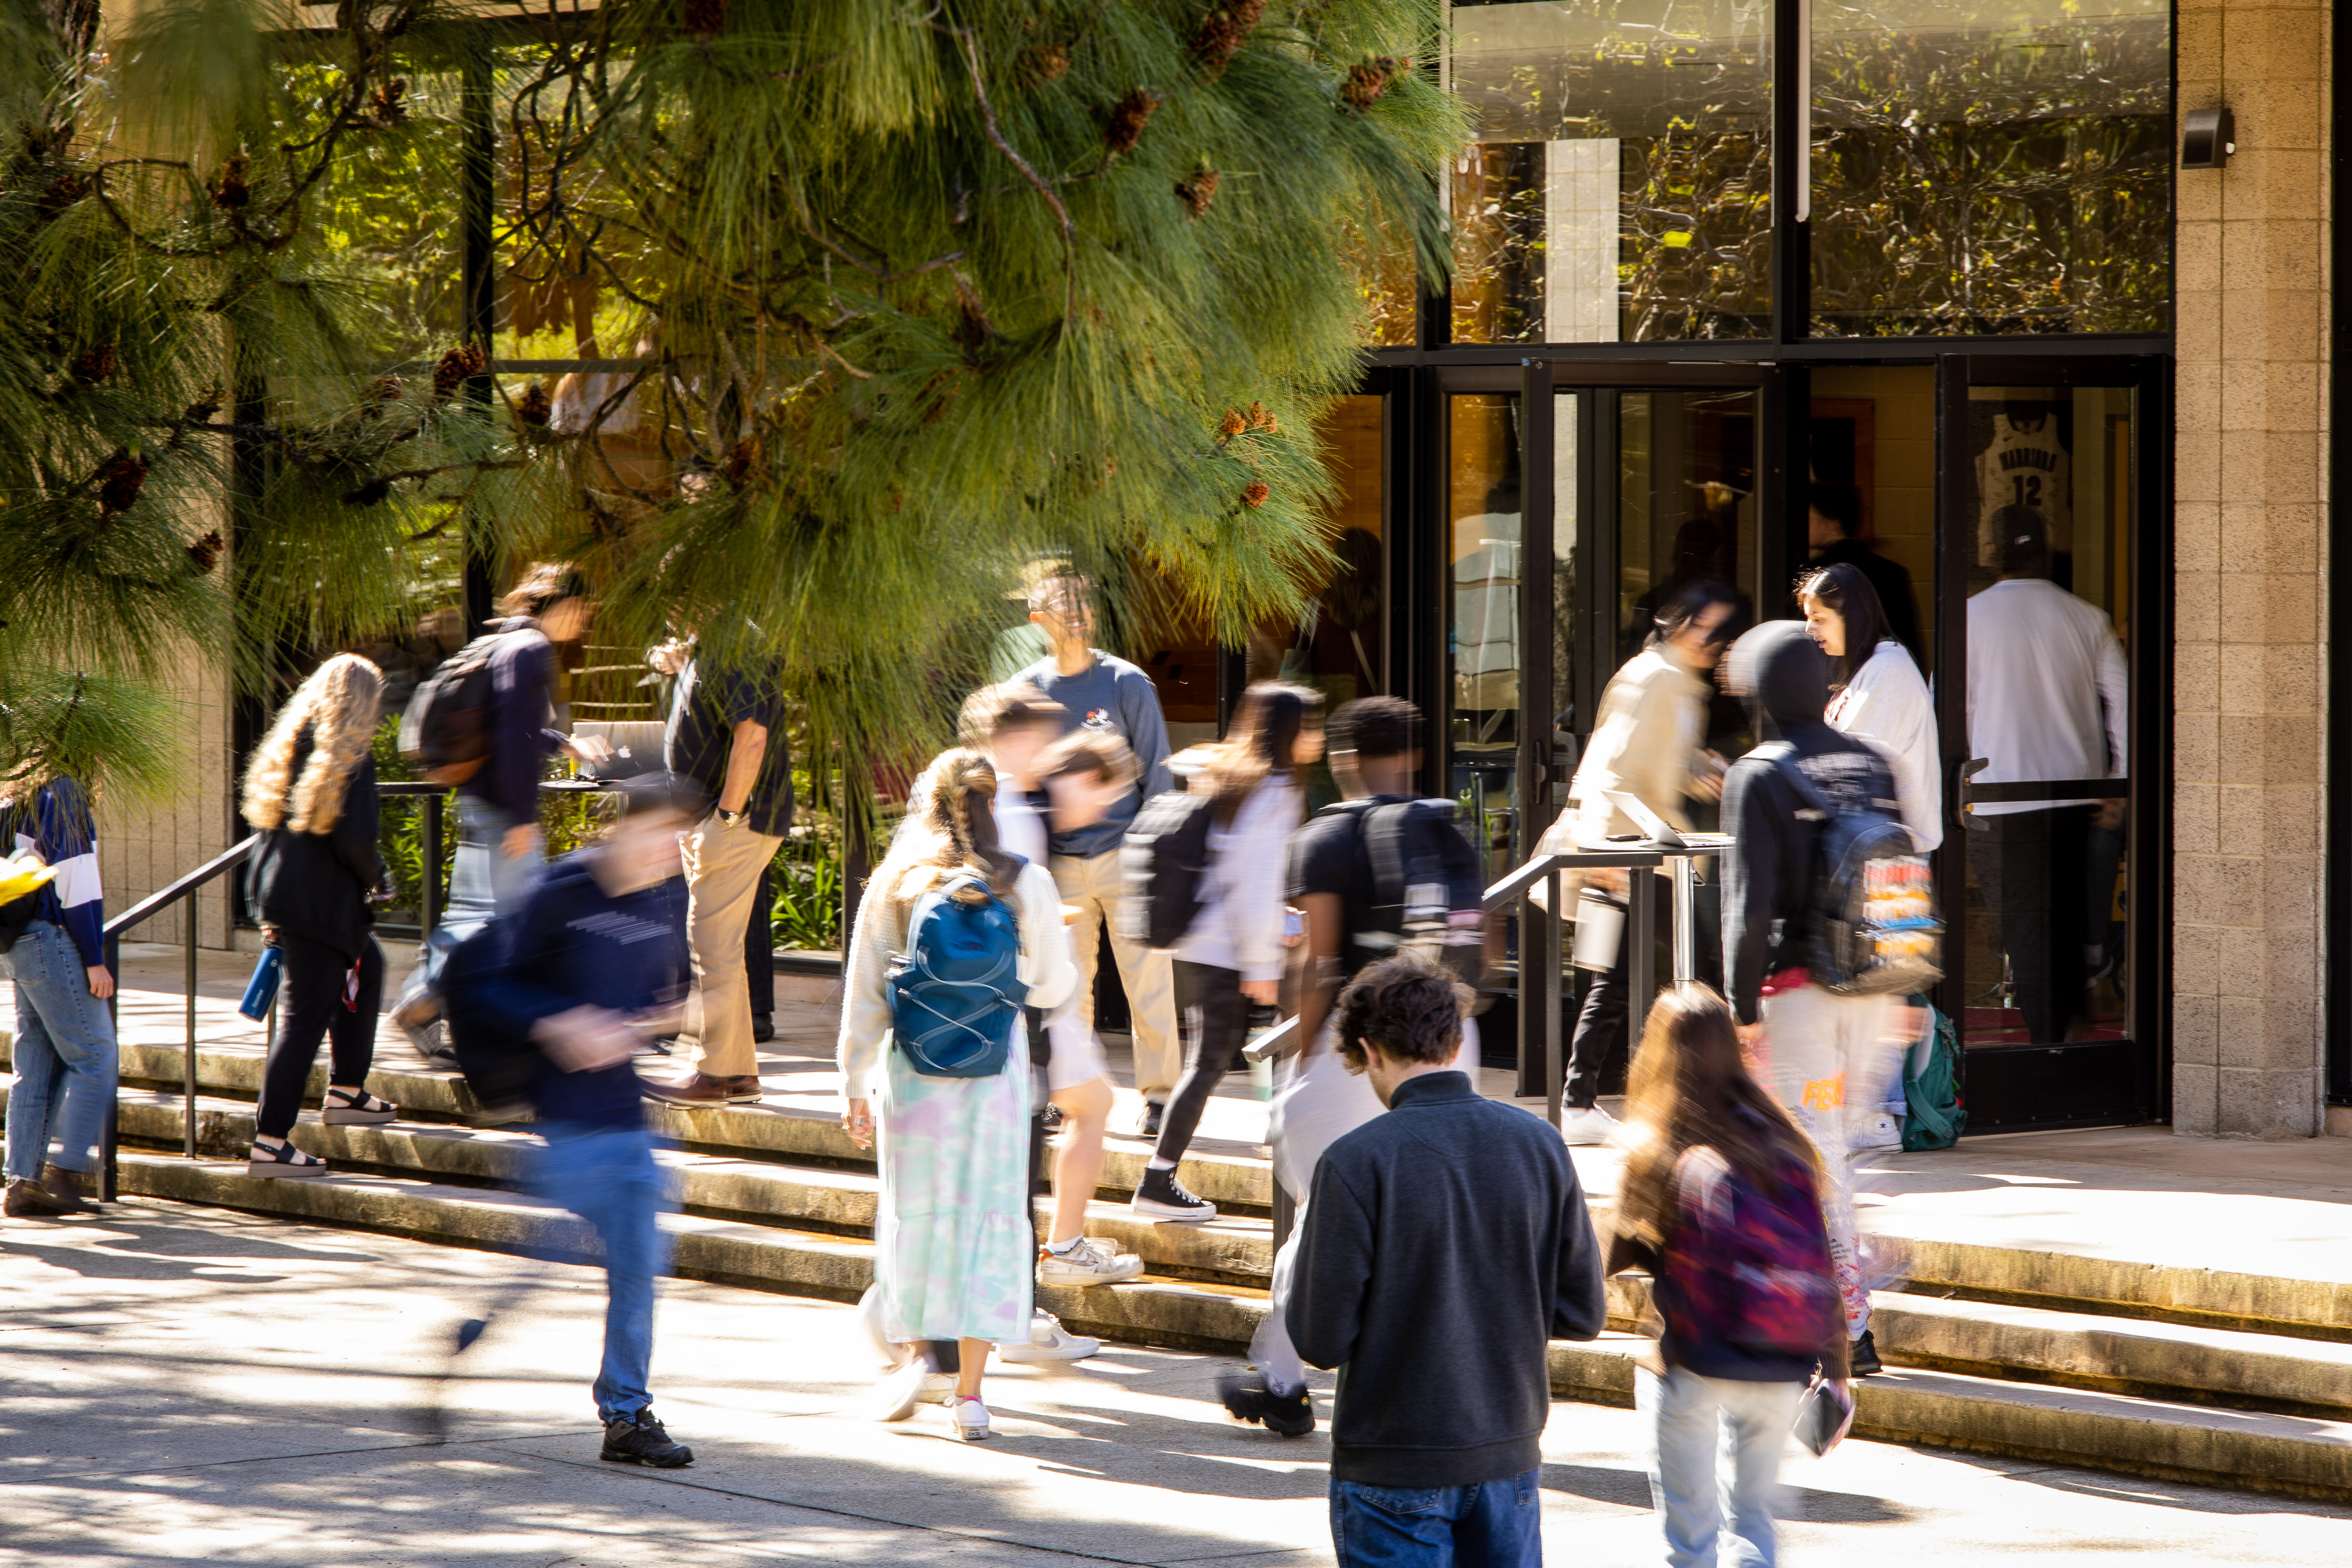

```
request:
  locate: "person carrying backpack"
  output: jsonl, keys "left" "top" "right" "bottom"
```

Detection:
{"left": 1129, "top": 682, "right": 1321, "bottom": 1221}
{"left": 1609, "top": 984, "right": 1849, "bottom": 1568}
{"left": 1221, "top": 695, "right": 1487, "bottom": 1438}
{"left": 837, "top": 748, "right": 1076, "bottom": 1441}
{"left": 1719, "top": 619, "right": 1918, "bottom": 1378}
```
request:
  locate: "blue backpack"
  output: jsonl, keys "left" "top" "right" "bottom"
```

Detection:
{"left": 888, "top": 872, "right": 1029, "bottom": 1077}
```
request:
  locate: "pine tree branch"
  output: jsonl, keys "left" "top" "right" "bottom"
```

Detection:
{"left": 924, "top": 9, "right": 1077, "bottom": 324}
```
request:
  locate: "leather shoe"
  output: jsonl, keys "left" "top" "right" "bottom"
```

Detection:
{"left": 641, "top": 1071, "right": 764, "bottom": 1107}
{"left": 4, "top": 1165, "right": 92, "bottom": 1218}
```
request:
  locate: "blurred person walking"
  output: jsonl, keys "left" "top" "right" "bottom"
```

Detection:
{"left": 241, "top": 654, "right": 400, "bottom": 1178}
{"left": 1289, "top": 952, "right": 1604, "bottom": 1568}
{"left": 446, "top": 772, "right": 701, "bottom": 1468}
{"left": 1131, "top": 682, "right": 1323, "bottom": 1222}
{"left": 1610, "top": 985, "right": 1849, "bottom": 1568}
{"left": 1798, "top": 561, "right": 1941, "bottom": 851}
{"left": 838, "top": 750, "right": 1077, "bottom": 1441}
{"left": 1538, "top": 579, "right": 1740, "bottom": 1146}
{"left": 644, "top": 629, "right": 793, "bottom": 1108}
{"left": 1007, "top": 572, "right": 1181, "bottom": 1135}
{"left": 2, "top": 766, "right": 116, "bottom": 1216}
{"left": 1719, "top": 621, "right": 1904, "bottom": 1376}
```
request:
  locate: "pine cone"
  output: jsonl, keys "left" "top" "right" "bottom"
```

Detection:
{"left": 723, "top": 437, "right": 758, "bottom": 486}
{"left": 342, "top": 477, "right": 393, "bottom": 507}
{"left": 1175, "top": 169, "right": 1221, "bottom": 218}
{"left": 34, "top": 172, "right": 84, "bottom": 221}
{"left": 953, "top": 279, "right": 996, "bottom": 351}
{"left": 1241, "top": 481, "right": 1270, "bottom": 509}
{"left": 1104, "top": 90, "right": 1160, "bottom": 156}
{"left": 432, "top": 343, "right": 486, "bottom": 400}
{"left": 683, "top": 0, "right": 728, "bottom": 36}
{"left": 1018, "top": 42, "right": 1070, "bottom": 89}
{"left": 516, "top": 382, "right": 553, "bottom": 426}
{"left": 1217, "top": 408, "right": 1247, "bottom": 439}
{"left": 69, "top": 344, "right": 117, "bottom": 384}
{"left": 211, "top": 154, "right": 250, "bottom": 211}
{"left": 186, "top": 529, "right": 224, "bottom": 574}
{"left": 1190, "top": 0, "right": 1267, "bottom": 78}
{"left": 1341, "top": 56, "right": 1407, "bottom": 112}
{"left": 96, "top": 453, "right": 148, "bottom": 516}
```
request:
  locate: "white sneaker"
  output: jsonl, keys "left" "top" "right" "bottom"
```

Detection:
{"left": 996, "top": 1309, "right": 1100, "bottom": 1364}
{"left": 869, "top": 1358, "right": 930, "bottom": 1422}
{"left": 1036, "top": 1236, "right": 1145, "bottom": 1288}
{"left": 948, "top": 1394, "right": 992, "bottom": 1441}
{"left": 1560, "top": 1105, "right": 1622, "bottom": 1147}
{"left": 1851, "top": 1109, "right": 1904, "bottom": 1150}
{"left": 855, "top": 1283, "right": 901, "bottom": 1367}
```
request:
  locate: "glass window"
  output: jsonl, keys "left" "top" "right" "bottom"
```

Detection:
{"left": 1448, "top": 0, "right": 1773, "bottom": 345}
{"left": 1448, "top": 393, "right": 1523, "bottom": 875}
{"left": 1809, "top": 0, "right": 2172, "bottom": 336}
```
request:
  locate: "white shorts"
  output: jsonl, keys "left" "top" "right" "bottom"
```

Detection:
{"left": 1265, "top": 1015, "right": 1481, "bottom": 1202}
{"left": 1044, "top": 1007, "right": 1110, "bottom": 1093}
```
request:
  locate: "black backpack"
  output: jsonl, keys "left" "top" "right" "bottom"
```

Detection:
{"left": 1118, "top": 788, "right": 1216, "bottom": 950}
{"left": 1760, "top": 744, "right": 1943, "bottom": 996}
{"left": 1330, "top": 796, "right": 1486, "bottom": 983}
{"left": 398, "top": 632, "right": 506, "bottom": 786}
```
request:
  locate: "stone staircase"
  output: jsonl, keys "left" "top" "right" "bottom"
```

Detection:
{"left": 8, "top": 1018, "right": 2352, "bottom": 1501}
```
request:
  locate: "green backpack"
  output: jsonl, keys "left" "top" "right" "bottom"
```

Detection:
{"left": 1900, "top": 1001, "right": 1967, "bottom": 1151}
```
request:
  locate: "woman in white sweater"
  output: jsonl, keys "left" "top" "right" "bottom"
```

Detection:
{"left": 838, "top": 749, "right": 1076, "bottom": 1441}
{"left": 1130, "top": 682, "right": 1322, "bottom": 1223}
{"left": 1797, "top": 561, "right": 1942, "bottom": 850}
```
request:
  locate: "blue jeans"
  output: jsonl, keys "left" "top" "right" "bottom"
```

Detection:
{"left": 450, "top": 797, "right": 540, "bottom": 921}
{"left": 5, "top": 920, "right": 118, "bottom": 1180}
{"left": 1638, "top": 1366, "right": 1806, "bottom": 1568}
{"left": 532, "top": 1123, "right": 669, "bottom": 1423}
{"left": 1329, "top": 1470, "right": 1541, "bottom": 1568}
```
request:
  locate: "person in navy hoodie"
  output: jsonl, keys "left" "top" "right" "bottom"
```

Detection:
{"left": 453, "top": 771, "right": 701, "bottom": 1468}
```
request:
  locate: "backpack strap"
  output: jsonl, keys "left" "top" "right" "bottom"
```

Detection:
{"left": 1755, "top": 741, "right": 1836, "bottom": 820}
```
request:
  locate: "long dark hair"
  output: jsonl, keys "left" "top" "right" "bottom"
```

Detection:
{"left": 1200, "top": 681, "right": 1322, "bottom": 824}
{"left": 1646, "top": 577, "right": 1741, "bottom": 652}
{"left": 1795, "top": 561, "right": 1893, "bottom": 689}
{"left": 1613, "top": 985, "right": 1820, "bottom": 1255}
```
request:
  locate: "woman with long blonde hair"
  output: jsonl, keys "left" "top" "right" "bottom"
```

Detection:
{"left": 240, "top": 653, "right": 399, "bottom": 1176}
{"left": 837, "top": 748, "right": 1075, "bottom": 1440}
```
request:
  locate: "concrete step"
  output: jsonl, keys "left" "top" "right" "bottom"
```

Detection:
{"left": 112, "top": 1092, "right": 1279, "bottom": 1285}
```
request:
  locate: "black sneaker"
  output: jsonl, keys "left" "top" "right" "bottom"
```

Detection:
{"left": 1849, "top": 1328, "right": 1883, "bottom": 1378}
{"left": 1138, "top": 1100, "right": 1165, "bottom": 1138}
{"left": 601, "top": 1406, "right": 694, "bottom": 1468}
{"left": 1129, "top": 1165, "right": 1217, "bottom": 1223}
{"left": 1219, "top": 1373, "right": 1314, "bottom": 1437}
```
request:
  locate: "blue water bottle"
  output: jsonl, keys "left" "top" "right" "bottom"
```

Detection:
{"left": 237, "top": 944, "right": 284, "bottom": 1022}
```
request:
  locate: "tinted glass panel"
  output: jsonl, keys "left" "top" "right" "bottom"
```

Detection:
{"left": 1449, "top": 0, "right": 1772, "bottom": 345}
{"left": 1809, "top": 0, "right": 2171, "bottom": 336}
{"left": 1450, "top": 393, "right": 1523, "bottom": 875}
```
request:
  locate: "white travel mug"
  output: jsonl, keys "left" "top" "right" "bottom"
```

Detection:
{"left": 1571, "top": 887, "right": 1626, "bottom": 973}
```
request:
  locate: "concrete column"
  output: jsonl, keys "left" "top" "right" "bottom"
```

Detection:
{"left": 2171, "top": 0, "right": 2328, "bottom": 1136}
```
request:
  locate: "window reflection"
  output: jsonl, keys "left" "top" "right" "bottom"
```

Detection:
{"left": 1448, "top": 0, "right": 1772, "bottom": 345}
{"left": 1449, "top": 394, "right": 1523, "bottom": 874}
{"left": 1809, "top": 0, "right": 2172, "bottom": 336}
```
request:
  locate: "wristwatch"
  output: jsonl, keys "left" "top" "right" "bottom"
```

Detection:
{"left": 717, "top": 807, "right": 744, "bottom": 827}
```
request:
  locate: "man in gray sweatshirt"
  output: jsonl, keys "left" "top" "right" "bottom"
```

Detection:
{"left": 1009, "top": 572, "right": 1179, "bottom": 1129}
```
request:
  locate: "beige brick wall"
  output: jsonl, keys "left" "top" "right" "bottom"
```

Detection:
{"left": 2172, "top": 0, "right": 2329, "bottom": 1136}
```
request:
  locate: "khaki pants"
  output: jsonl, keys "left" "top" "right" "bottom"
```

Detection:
{"left": 682, "top": 816, "right": 785, "bottom": 1079}
{"left": 1049, "top": 850, "right": 1181, "bottom": 1102}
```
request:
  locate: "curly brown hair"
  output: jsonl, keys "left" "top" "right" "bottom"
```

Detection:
{"left": 1334, "top": 951, "right": 1470, "bottom": 1073}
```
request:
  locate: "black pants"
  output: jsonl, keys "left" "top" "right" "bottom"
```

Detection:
{"left": 1154, "top": 960, "right": 1249, "bottom": 1166}
{"left": 256, "top": 931, "right": 386, "bottom": 1139}
{"left": 1566, "top": 880, "right": 1719, "bottom": 1109}
{"left": 1968, "top": 806, "right": 2092, "bottom": 1044}
{"left": 744, "top": 864, "right": 774, "bottom": 1021}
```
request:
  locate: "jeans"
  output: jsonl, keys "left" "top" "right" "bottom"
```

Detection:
{"left": 1154, "top": 960, "right": 1248, "bottom": 1165}
{"left": 451, "top": 796, "right": 541, "bottom": 922}
{"left": 256, "top": 932, "right": 386, "bottom": 1140}
{"left": 1639, "top": 1366, "right": 1804, "bottom": 1568}
{"left": 4, "top": 920, "right": 118, "bottom": 1180}
{"left": 534, "top": 1122, "right": 669, "bottom": 1423}
{"left": 1328, "top": 1470, "right": 1541, "bottom": 1568}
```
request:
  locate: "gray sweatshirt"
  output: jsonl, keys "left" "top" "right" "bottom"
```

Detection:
{"left": 1013, "top": 651, "right": 1174, "bottom": 859}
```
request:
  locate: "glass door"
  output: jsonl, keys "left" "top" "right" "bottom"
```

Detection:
{"left": 1936, "top": 356, "right": 2166, "bottom": 1130}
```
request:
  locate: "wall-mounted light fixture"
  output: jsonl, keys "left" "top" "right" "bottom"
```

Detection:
{"left": 2182, "top": 107, "right": 2235, "bottom": 169}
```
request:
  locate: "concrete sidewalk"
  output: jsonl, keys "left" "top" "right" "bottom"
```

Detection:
{"left": 4, "top": 1199, "right": 2349, "bottom": 1568}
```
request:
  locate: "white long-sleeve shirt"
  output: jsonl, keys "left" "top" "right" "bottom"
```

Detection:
{"left": 1173, "top": 775, "right": 1300, "bottom": 982}
{"left": 1827, "top": 641, "right": 1943, "bottom": 850}
{"left": 835, "top": 857, "right": 1075, "bottom": 1098}
{"left": 1965, "top": 577, "right": 2128, "bottom": 816}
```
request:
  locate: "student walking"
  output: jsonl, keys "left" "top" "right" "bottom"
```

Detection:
{"left": 1289, "top": 952, "right": 1605, "bottom": 1568}
{"left": 1610, "top": 984, "right": 1849, "bottom": 1568}
{"left": 1798, "top": 561, "right": 1941, "bottom": 851}
{"left": 838, "top": 750, "right": 1077, "bottom": 1441}
{"left": 644, "top": 631, "right": 793, "bottom": 1107}
{"left": 2, "top": 768, "right": 116, "bottom": 1216}
{"left": 453, "top": 564, "right": 590, "bottom": 917}
{"left": 1719, "top": 620, "right": 1904, "bottom": 1376}
{"left": 1008, "top": 572, "right": 1181, "bottom": 1134}
{"left": 1131, "top": 682, "right": 1321, "bottom": 1222}
{"left": 448, "top": 772, "right": 701, "bottom": 1468}
{"left": 241, "top": 654, "right": 400, "bottom": 1178}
